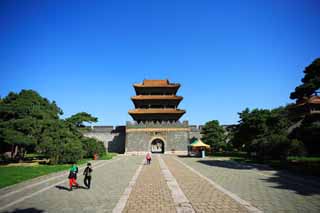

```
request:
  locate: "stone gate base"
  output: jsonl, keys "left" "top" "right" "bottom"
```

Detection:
{"left": 125, "top": 121, "right": 190, "bottom": 154}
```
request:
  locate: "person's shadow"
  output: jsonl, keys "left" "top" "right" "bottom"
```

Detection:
{"left": 55, "top": 185, "right": 70, "bottom": 191}
{"left": 4, "top": 208, "right": 44, "bottom": 213}
{"left": 55, "top": 185, "right": 87, "bottom": 191}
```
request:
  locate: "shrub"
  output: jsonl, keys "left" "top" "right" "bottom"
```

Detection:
{"left": 253, "top": 133, "right": 290, "bottom": 160}
{"left": 81, "top": 138, "right": 106, "bottom": 158}
{"left": 60, "top": 140, "right": 84, "bottom": 164}
{"left": 288, "top": 139, "right": 306, "bottom": 156}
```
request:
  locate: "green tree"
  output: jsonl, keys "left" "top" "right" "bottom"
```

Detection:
{"left": 289, "top": 58, "right": 320, "bottom": 156}
{"left": 66, "top": 112, "right": 98, "bottom": 127}
{"left": 0, "top": 89, "right": 100, "bottom": 164}
{"left": 290, "top": 58, "right": 320, "bottom": 100}
{"left": 232, "top": 108, "right": 270, "bottom": 151}
{"left": 81, "top": 138, "right": 106, "bottom": 158}
{"left": 0, "top": 90, "right": 62, "bottom": 160}
{"left": 201, "top": 120, "right": 226, "bottom": 151}
{"left": 232, "top": 107, "right": 296, "bottom": 159}
{"left": 36, "top": 120, "right": 77, "bottom": 164}
{"left": 290, "top": 116, "right": 320, "bottom": 156}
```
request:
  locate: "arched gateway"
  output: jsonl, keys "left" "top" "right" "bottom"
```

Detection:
{"left": 151, "top": 138, "right": 165, "bottom": 153}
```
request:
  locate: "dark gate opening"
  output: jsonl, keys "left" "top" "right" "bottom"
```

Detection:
{"left": 151, "top": 139, "right": 165, "bottom": 153}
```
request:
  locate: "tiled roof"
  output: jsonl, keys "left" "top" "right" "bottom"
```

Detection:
{"left": 143, "top": 79, "right": 169, "bottom": 86}
{"left": 131, "top": 95, "right": 183, "bottom": 100}
{"left": 309, "top": 96, "right": 320, "bottom": 104}
{"left": 128, "top": 109, "right": 186, "bottom": 114}
{"left": 296, "top": 96, "right": 320, "bottom": 106}
{"left": 134, "top": 79, "right": 180, "bottom": 87}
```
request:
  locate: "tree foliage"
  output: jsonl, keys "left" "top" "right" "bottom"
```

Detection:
{"left": 201, "top": 120, "right": 226, "bottom": 151}
{"left": 290, "top": 58, "right": 320, "bottom": 100}
{"left": 231, "top": 106, "right": 300, "bottom": 159}
{"left": 0, "top": 89, "right": 104, "bottom": 164}
{"left": 66, "top": 112, "right": 97, "bottom": 127}
{"left": 290, "top": 116, "right": 320, "bottom": 156}
{"left": 81, "top": 138, "right": 106, "bottom": 158}
{"left": 288, "top": 58, "right": 320, "bottom": 155}
{"left": 0, "top": 90, "right": 62, "bottom": 160}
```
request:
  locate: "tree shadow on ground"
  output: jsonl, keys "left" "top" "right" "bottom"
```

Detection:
{"left": 196, "top": 159, "right": 273, "bottom": 170}
{"left": 258, "top": 171, "right": 320, "bottom": 196}
{"left": 4, "top": 208, "right": 44, "bottom": 213}
{"left": 194, "top": 159, "right": 320, "bottom": 196}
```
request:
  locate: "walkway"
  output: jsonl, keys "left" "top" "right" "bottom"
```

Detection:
{"left": 0, "top": 155, "right": 319, "bottom": 213}
{"left": 175, "top": 156, "right": 320, "bottom": 213}
{"left": 0, "top": 156, "right": 142, "bottom": 213}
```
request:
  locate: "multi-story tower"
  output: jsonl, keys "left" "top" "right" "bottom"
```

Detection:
{"left": 128, "top": 79, "right": 185, "bottom": 122}
{"left": 126, "top": 79, "right": 190, "bottom": 154}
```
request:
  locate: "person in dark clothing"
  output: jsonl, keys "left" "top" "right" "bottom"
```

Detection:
{"left": 83, "top": 162, "right": 93, "bottom": 189}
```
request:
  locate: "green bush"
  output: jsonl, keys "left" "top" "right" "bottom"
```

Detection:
{"left": 287, "top": 139, "right": 306, "bottom": 156}
{"left": 81, "top": 138, "right": 106, "bottom": 158}
{"left": 253, "top": 133, "right": 290, "bottom": 160}
{"left": 60, "top": 140, "right": 84, "bottom": 164}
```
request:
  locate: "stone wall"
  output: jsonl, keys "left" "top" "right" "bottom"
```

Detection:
{"left": 83, "top": 126, "right": 126, "bottom": 153}
{"left": 84, "top": 122, "right": 203, "bottom": 154}
{"left": 125, "top": 121, "right": 192, "bottom": 155}
{"left": 125, "top": 129, "right": 189, "bottom": 154}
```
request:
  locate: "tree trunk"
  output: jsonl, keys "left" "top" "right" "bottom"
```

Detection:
{"left": 11, "top": 144, "right": 18, "bottom": 160}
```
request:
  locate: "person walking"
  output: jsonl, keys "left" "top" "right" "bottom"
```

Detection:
{"left": 146, "top": 152, "right": 152, "bottom": 165}
{"left": 68, "top": 163, "right": 79, "bottom": 191}
{"left": 83, "top": 162, "right": 93, "bottom": 189}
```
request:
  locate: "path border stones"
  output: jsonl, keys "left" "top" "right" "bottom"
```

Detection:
{"left": 158, "top": 155, "right": 195, "bottom": 213}
{"left": 173, "top": 156, "right": 263, "bottom": 213}
{"left": 112, "top": 158, "right": 145, "bottom": 213}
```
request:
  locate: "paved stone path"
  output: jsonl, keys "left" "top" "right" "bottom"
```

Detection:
{"left": 163, "top": 156, "right": 250, "bottom": 213}
{"left": 1, "top": 154, "right": 320, "bottom": 213}
{"left": 176, "top": 156, "right": 320, "bottom": 213}
{"left": 1, "top": 156, "right": 143, "bottom": 213}
{"left": 122, "top": 156, "right": 176, "bottom": 213}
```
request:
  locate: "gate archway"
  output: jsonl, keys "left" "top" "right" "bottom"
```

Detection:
{"left": 150, "top": 138, "right": 165, "bottom": 153}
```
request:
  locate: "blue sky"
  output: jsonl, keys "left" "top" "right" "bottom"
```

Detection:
{"left": 0, "top": 0, "right": 319, "bottom": 125}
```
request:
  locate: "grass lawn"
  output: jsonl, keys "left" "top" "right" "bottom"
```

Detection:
{"left": 0, "top": 164, "right": 70, "bottom": 189}
{"left": 99, "top": 152, "right": 117, "bottom": 160}
{"left": 0, "top": 152, "right": 117, "bottom": 189}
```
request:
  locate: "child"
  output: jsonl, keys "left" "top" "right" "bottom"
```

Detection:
{"left": 68, "top": 163, "right": 79, "bottom": 191}
{"left": 146, "top": 152, "right": 151, "bottom": 165}
{"left": 83, "top": 162, "right": 93, "bottom": 189}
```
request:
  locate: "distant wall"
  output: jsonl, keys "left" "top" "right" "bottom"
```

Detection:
{"left": 83, "top": 123, "right": 204, "bottom": 154}
{"left": 83, "top": 126, "right": 126, "bottom": 153}
{"left": 189, "top": 125, "right": 202, "bottom": 141}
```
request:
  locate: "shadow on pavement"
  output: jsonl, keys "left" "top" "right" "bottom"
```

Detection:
{"left": 55, "top": 185, "right": 70, "bottom": 191}
{"left": 259, "top": 171, "right": 320, "bottom": 196}
{"left": 190, "top": 158, "right": 320, "bottom": 196}
{"left": 4, "top": 208, "right": 44, "bottom": 213}
{"left": 55, "top": 185, "right": 87, "bottom": 191}
{"left": 196, "top": 159, "right": 262, "bottom": 170}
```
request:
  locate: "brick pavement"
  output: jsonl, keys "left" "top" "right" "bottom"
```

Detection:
{"left": 176, "top": 156, "right": 320, "bottom": 213}
{"left": 1, "top": 156, "right": 143, "bottom": 213}
{"left": 122, "top": 156, "right": 176, "bottom": 213}
{"left": 2, "top": 154, "right": 319, "bottom": 213}
{"left": 163, "top": 155, "right": 251, "bottom": 213}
